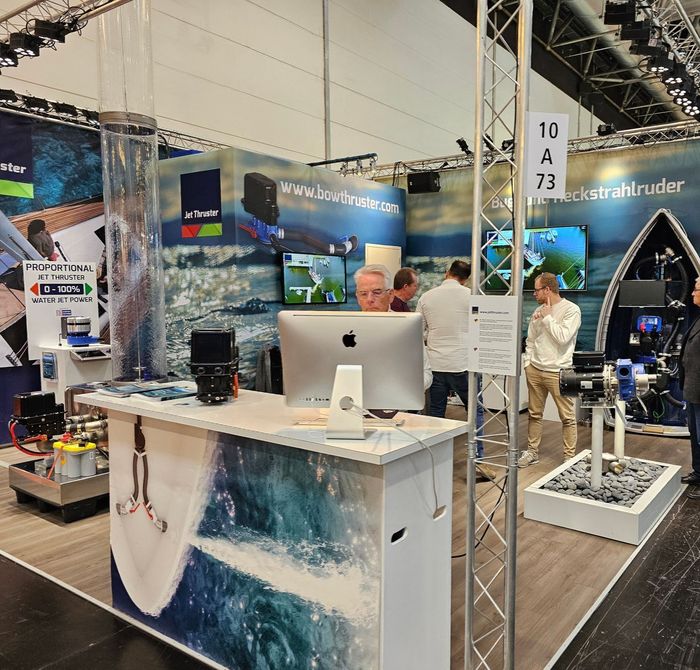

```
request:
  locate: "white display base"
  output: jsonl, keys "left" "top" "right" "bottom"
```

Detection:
{"left": 524, "top": 449, "right": 682, "bottom": 545}
{"left": 40, "top": 343, "right": 112, "bottom": 407}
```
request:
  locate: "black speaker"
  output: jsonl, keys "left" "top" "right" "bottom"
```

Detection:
{"left": 190, "top": 328, "right": 238, "bottom": 403}
{"left": 603, "top": 0, "right": 636, "bottom": 25}
{"left": 407, "top": 171, "right": 441, "bottom": 194}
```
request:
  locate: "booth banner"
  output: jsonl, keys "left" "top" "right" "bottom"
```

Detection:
{"left": 400, "top": 138, "right": 700, "bottom": 350}
{"left": 0, "top": 110, "right": 104, "bottom": 441}
{"left": 159, "top": 147, "right": 406, "bottom": 383}
{"left": 0, "top": 110, "right": 105, "bottom": 371}
{"left": 0, "top": 115, "right": 33, "bottom": 199}
{"left": 110, "top": 432, "right": 381, "bottom": 670}
{"left": 23, "top": 261, "right": 99, "bottom": 359}
{"left": 0, "top": 111, "right": 102, "bottom": 217}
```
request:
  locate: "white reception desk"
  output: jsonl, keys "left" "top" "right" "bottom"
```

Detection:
{"left": 80, "top": 389, "right": 467, "bottom": 670}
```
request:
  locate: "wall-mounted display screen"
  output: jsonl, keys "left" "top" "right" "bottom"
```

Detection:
{"left": 281, "top": 252, "right": 347, "bottom": 305}
{"left": 484, "top": 225, "right": 588, "bottom": 292}
{"left": 619, "top": 280, "right": 667, "bottom": 307}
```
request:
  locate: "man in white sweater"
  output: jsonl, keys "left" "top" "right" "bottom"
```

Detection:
{"left": 519, "top": 272, "right": 582, "bottom": 468}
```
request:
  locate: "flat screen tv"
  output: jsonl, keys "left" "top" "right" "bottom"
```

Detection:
{"left": 484, "top": 225, "right": 588, "bottom": 292}
{"left": 618, "top": 280, "right": 667, "bottom": 307}
{"left": 281, "top": 252, "right": 347, "bottom": 305}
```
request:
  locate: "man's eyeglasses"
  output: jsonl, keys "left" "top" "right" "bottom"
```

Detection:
{"left": 356, "top": 288, "right": 390, "bottom": 299}
{"left": 533, "top": 287, "right": 547, "bottom": 294}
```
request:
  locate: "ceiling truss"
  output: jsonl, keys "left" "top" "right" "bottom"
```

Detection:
{"left": 443, "top": 0, "right": 700, "bottom": 130}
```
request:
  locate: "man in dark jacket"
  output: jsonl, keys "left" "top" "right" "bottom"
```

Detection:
{"left": 681, "top": 277, "right": 700, "bottom": 498}
{"left": 390, "top": 267, "right": 419, "bottom": 312}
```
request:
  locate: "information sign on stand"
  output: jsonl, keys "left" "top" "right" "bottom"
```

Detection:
{"left": 467, "top": 296, "right": 520, "bottom": 377}
{"left": 524, "top": 112, "right": 569, "bottom": 199}
{"left": 23, "top": 261, "right": 99, "bottom": 360}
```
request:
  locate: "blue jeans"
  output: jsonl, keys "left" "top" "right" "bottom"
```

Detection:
{"left": 428, "top": 371, "right": 484, "bottom": 457}
{"left": 687, "top": 402, "right": 700, "bottom": 476}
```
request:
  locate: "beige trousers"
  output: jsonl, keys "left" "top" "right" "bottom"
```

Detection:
{"left": 525, "top": 364, "right": 577, "bottom": 459}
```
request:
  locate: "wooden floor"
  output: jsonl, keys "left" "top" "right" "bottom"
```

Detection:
{"left": 0, "top": 413, "right": 692, "bottom": 670}
{"left": 0, "top": 447, "right": 112, "bottom": 605}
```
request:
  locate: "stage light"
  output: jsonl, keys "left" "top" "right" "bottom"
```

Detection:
{"left": 683, "top": 96, "right": 700, "bottom": 115}
{"left": 81, "top": 109, "right": 99, "bottom": 126}
{"left": 597, "top": 123, "right": 617, "bottom": 136}
{"left": 33, "top": 20, "right": 69, "bottom": 43}
{"left": 483, "top": 133, "right": 497, "bottom": 151}
{"left": 645, "top": 52, "right": 674, "bottom": 74}
{"left": 0, "top": 89, "right": 18, "bottom": 103}
{"left": 456, "top": 137, "right": 471, "bottom": 155}
{"left": 51, "top": 101, "right": 78, "bottom": 117}
{"left": 9, "top": 33, "right": 43, "bottom": 57}
{"left": 0, "top": 44, "right": 18, "bottom": 67}
{"left": 23, "top": 96, "right": 49, "bottom": 112}
{"left": 603, "top": 1, "right": 636, "bottom": 25}
{"left": 663, "top": 61, "right": 686, "bottom": 85}
{"left": 501, "top": 138, "right": 515, "bottom": 152}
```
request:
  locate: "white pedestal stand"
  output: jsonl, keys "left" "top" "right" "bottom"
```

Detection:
{"left": 326, "top": 364, "right": 366, "bottom": 439}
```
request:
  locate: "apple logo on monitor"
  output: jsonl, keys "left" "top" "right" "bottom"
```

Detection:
{"left": 342, "top": 330, "right": 357, "bottom": 348}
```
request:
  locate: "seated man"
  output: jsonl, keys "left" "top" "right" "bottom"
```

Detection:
{"left": 354, "top": 263, "right": 432, "bottom": 392}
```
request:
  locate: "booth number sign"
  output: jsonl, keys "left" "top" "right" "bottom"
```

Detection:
{"left": 524, "top": 112, "right": 569, "bottom": 199}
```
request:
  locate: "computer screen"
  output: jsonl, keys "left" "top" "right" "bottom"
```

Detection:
{"left": 281, "top": 252, "right": 347, "bottom": 305}
{"left": 278, "top": 311, "right": 425, "bottom": 410}
{"left": 484, "top": 225, "right": 588, "bottom": 292}
{"left": 618, "top": 280, "right": 667, "bottom": 307}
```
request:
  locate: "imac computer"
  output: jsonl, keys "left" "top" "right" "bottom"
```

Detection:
{"left": 278, "top": 311, "right": 425, "bottom": 439}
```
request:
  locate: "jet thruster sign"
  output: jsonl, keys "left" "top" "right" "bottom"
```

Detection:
{"left": 23, "top": 261, "right": 99, "bottom": 360}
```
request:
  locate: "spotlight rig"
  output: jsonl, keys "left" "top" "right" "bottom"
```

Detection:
{"left": 456, "top": 137, "right": 471, "bottom": 155}
{"left": 9, "top": 33, "right": 43, "bottom": 57}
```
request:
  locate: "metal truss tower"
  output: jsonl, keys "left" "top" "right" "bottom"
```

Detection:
{"left": 465, "top": 1, "right": 532, "bottom": 668}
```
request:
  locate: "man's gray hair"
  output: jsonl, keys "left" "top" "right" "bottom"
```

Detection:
{"left": 354, "top": 264, "right": 392, "bottom": 289}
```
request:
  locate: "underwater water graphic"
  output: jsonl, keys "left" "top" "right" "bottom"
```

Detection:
{"left": 114, "top": 433, "right": 382, "bottom": 670}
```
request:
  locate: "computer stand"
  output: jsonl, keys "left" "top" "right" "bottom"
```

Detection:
{"left": 326, "top": 364, "right": 367, "bottom": 439}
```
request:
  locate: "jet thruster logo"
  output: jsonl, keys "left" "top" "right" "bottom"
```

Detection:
{"left": 180, "top": 168, "right": 223, "bottom": 238}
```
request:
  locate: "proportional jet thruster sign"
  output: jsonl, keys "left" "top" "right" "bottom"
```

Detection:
{"left": 24, "top": 261, "right": 99, "bottom": 360}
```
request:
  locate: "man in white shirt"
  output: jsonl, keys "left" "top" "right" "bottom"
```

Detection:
{"left": 354, "top": 264, "right": 432, "bottom": 391}
{"left": 416, "top": 260, "right": 489, "bottom": 477}
{"left": 518, "top": 272, "right": 582, "bottom": 468}
{"left": 416, "top": 260, "right": 472, "bottom": 416}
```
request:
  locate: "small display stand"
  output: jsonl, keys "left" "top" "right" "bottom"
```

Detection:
{"left": 9, "top": 456, "right": 109, "bottom": 522}
{"left": 524, "top": 449, "right": 681, "bottom": 545}
{"left": 39, "top": 343, "right": 112, "bottom": 407}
